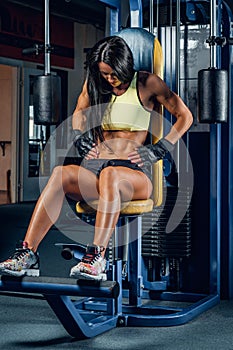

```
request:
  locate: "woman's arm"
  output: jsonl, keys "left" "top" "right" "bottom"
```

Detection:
{"left": 146, "top": 74, "right": 193, "bottom": 144}
{"left": 72, "top": 80, "right": 90, "bottom": 131}
{"left": 128, "top": 73, "right": 193, "bottom": 166}
{"left": 72, "top": 80, "right": 99, "bottom": 159}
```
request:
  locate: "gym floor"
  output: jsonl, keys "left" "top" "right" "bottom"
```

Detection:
{"left": 0, "top": 294, "right": 233, "bottom": 350}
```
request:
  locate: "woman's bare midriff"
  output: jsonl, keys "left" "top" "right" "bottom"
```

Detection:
{"left": 97, "top": 130, "right": 148, "bottom": 159}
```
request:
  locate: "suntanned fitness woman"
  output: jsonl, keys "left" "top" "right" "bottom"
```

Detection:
{"left": 0, "top": 36, "right": 193, "bottom": 280}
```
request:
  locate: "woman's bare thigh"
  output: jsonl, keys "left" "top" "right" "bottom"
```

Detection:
{"left": 97, "top": 166, "right": 153, "bottom": 202}
{"left": 63, "top": 163, "right": 152, "bottom": 203}
{"left": 63, "top": 164, "right": 99, "bottom": 201}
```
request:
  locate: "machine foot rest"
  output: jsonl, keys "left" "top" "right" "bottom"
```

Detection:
{"left": 0, "top": 275, "right": 119, "bottom": 298}
{"left": 0, "top": 274, "right": 120, "bottom": 338}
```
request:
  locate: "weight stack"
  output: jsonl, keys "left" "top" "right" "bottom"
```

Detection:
{"left": 198, "top": 68, "right": 228, "bottom": 123}
{"left": 33, "top": 74, "right": 61, "bottom": 125}
{"left": 142, "top": 187, "right": 192, "bottom": 258}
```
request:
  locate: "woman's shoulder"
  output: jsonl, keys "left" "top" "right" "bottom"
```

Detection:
{"left": 137, "top": 71, "right": 160, "bottom": 89}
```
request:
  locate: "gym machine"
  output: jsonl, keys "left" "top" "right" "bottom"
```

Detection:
{"left": 0, "top": 0, "right": 232, "bottom": 338}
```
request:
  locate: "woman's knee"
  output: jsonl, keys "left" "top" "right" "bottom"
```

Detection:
{"left": 99, "top": 166, "right": 118, "bottom": 185}
{"left": 50, "top": 165, "right": 76, "bottom": 190}
{"left": 50, "top": 165, "right": 63, "bottom": 182}
{"left": 99, "top": 166, "right": 132, "bottom": 192}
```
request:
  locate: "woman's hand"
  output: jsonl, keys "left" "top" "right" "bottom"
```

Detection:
{"left": 84, "top": 145, "right": 100, "bottom": 159}
{"left": 128, "top": 148, "right": 144, "bottom": 167}
{"left": 128, "top": 138, "right": 174, "bottom": 167}
{"left": 73, "top": 130, "right": 99, "bottom": 159}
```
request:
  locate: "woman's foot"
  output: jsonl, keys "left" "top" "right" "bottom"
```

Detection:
{"left": 0, "top": 241, "right": 40, "bottom": 277}
{"left": 70, "top": 246, "right": 107, "bottom": 281}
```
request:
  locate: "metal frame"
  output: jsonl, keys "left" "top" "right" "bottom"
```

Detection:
{"left": 129, "top": 0, "right": 143, "bottom": 27}
{"left": 221, "top": 0, "right": 233, "bottom": 299}
{"left": 209, "top": 0, "right": 221, "bottom": 296}
{"left": 99, "top": 0, "right": 121, "bottom": 34}
{"left": 113, "top": 216, "right": 220, "bottom": 328}
{"left": 99, "top": 0, "right": 143, "bottom": 34}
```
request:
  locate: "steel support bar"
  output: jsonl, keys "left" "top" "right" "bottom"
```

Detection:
{"left": 129, "top": 0, "right": 143, "bottom": 27}
{"left": 99, "top": 0, "right": 120, "bottom": 7}
{"left": 45, "top": 294, "right": 118, "bottom": 338}
{"left": 209, "top": 124, "right": 221, "bottom": 295}
{"left": 228, "top": 9, "right": 233, "bottom": 300}
{"left": 123, "top": 294, "right": 219, "bottom": 327}
{"left": 209, "top": 0, "right": 221, "bottom": 296}
{"left": 99, "top": 0, "right": 120, "bottom": 35}
{"left": 128, "top": 216, "right": 143, "bottom": 306}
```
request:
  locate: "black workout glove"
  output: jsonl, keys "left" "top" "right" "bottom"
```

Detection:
{"left": 137, "top": 138, "right": 174, "bottom": 166}
{"left": 73, "top": 130, "right": 94, "bottom": 158}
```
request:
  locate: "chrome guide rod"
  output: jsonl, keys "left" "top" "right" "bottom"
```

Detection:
{"left": 44, "top": 0, "right": 50, "bottom": 75}
{"left": 149, "top": 0, "right": 154, "bottom": 34}
{"left": 176, "top": 0, "right": 181, "bottom": 95}
{"left": 210, "top": 0, "right": 217, "bottom": 67}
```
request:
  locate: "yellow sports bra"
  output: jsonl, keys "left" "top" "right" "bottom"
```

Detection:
{"left": 102, "top": 72, "right": 151, "bottom": 131}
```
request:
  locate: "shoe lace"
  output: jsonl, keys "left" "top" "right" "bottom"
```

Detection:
{"left": 9, "top": 248, "right": 30, "bottom": 261}
{"left": 82, "top": 252, "right": 100, "bottom": 265}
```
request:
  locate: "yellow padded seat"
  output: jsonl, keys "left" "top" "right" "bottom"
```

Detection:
{"left": 76, "top": 198, "right": 154, "bottom": 216}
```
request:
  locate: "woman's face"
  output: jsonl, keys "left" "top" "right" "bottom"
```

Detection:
{"left": 98, "top": 62, "right": 122, "bottom": 88}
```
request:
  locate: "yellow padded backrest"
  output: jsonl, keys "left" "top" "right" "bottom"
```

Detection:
{"left": 152, "top": 37, "right": 164, "bottom": 206}
{"left": 116, "top": 28, "right": 164, "bottom": 207}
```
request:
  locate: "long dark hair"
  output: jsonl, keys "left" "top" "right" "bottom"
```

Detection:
{"left": 85, "top": 35, "right": 135, "bottom": 142}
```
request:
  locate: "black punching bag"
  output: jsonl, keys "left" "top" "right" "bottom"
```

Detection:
{"left": 33, "top": 74, "right": 61, "bottom": 125}
{"left": 198, "top": 68, "right": 228, "bottom": 123}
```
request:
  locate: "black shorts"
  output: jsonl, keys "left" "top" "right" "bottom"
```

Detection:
{"left": 82, "top": 159, "right": 152, "bottom": 180}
